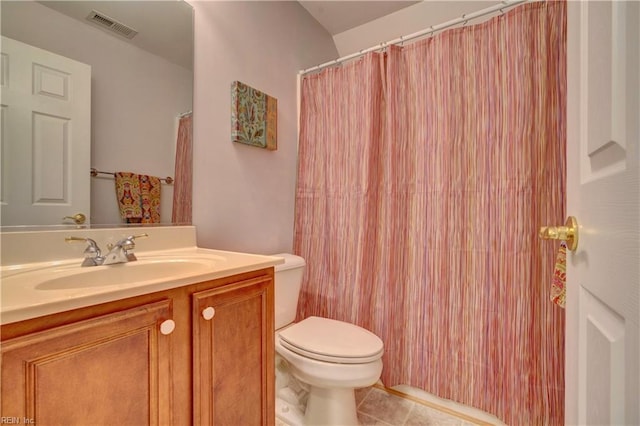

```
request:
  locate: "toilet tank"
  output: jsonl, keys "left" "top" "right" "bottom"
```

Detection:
{"left": 272, "top": 253, "right": 306, "bottom": 330}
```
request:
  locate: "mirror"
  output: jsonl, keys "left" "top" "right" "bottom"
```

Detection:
{"left": 1, "top": 1, "right": 193, "bottom": 228}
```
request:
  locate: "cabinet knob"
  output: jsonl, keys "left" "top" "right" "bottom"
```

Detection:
{"left": 202, "top": 307, "right": 215, "bottom": 321}
{"left": 160, "top": 319, "right": 176, "bottom": 335}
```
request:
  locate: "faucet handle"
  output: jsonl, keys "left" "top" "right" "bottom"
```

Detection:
{"left": 65, "top": 236, "right": 101, "bottom": 254}
{"left": 125, "top": 233, "right": 149, "bottom": 246}
{"left": 105, "top": 233, "right": 149, "bottom": 263}
{"left": 65, "top": 236, "right": 89, "bottom": 243}
{"left": 130, "top": 233, "right": 149, "bottom": 240}
{"left": 65, "top": 237, "right": 105, "bottom": 266}
{"left": 109, "top": 233, "right": 149, "bottom": 250}
{"left": 123, "top": 233, "right": 148, "bottom": 259}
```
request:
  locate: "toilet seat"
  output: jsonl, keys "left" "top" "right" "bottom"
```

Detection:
{"left": 278, "top": 316, "right": 383, "bottom": 364}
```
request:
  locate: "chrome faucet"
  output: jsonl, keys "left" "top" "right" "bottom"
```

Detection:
{"left": 103, "top": 233, "right": 149, "bottom": 265}
{"left": 65, "top": 237, "right": 105, "bottom": 267}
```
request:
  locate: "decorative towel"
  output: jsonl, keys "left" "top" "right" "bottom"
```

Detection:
{"left": 115, "top": 172, "right": 142, "bottom": 222}
{"left": 550, "top": 241, "right": 567, "bottom": 308}
{"left": 139, "top": 174, "right": 161, "bottom": 223}
{"left": 115, "top": 172, "right": 161, "bottom": 223}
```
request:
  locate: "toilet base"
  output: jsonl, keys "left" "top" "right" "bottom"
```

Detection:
{"left": 276, "top": 397, "right": 305, "bottom": 426}
{"left": 304, "top": 386, "right": 358, "bottom": 426}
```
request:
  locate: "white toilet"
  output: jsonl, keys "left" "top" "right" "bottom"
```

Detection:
{"left": 273, "top": 253, "right": 384, "bottom": 426}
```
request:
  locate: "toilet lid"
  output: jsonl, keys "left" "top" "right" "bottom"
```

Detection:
{"left": 278, "top": 316, "right": 384, "bottom": 364}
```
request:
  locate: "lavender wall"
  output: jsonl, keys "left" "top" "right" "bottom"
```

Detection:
{"left": 190, "top": 1, "right": 338, "bottom": 254}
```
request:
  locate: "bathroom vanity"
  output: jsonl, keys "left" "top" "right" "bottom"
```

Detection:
{"left": 0, "top": 226, "right": 280, "bottom": 425}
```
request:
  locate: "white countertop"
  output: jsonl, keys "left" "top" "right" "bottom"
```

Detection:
{"left": 0, "top": 226, "right": 284, "bottom": 325}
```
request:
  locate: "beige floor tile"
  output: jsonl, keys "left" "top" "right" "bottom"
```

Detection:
{"left": 358, "top": 387, "right": 413, "bottom": 425}
{"left": 356, "top": 386, "right": 373, "bottom": 407}
{"left": 404, "top": 403, "right": 478, "bottom": 426}
{"left": 357, "top": 411, "right": 394, "bottom": 426}
{"left": 278, "top": 385, "right": 488, "bottom": 426}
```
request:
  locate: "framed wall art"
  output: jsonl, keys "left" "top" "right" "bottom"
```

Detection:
{"left": 231, "top": 81, "right": 277, "bottom": 150}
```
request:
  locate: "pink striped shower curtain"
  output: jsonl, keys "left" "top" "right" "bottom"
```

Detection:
{"left": 172, "top": 114, "right": 193, "bottom": 224}
{"left": 294, "top": 2, "right": 566, "bottom": 424}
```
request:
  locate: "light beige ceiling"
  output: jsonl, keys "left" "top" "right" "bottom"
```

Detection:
{"left": 299, "top": 1, "right": 421, "bottom": 35}
{"left": 36, "top": 1, "right": 193, "bottom": 70}
{"left": 36, "top": 1, "right": 419, "bottom": 70}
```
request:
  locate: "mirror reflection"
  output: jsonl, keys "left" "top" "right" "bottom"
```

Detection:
{"left": 1, "top": 1, "right": 193, "bottom": 227}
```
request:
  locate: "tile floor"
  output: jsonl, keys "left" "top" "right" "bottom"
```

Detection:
{"left": 276, "top": 384, "right": 493, "bottom": 426}
{"left": 355, "top": 386, "right": 483, "bottom": 426}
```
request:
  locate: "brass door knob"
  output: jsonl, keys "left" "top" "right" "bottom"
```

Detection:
{"left": 62, "top": 213, "right": 87, "bottom": 225}
{"left": 539, "top": 216, "right": 578, "bottom": 251}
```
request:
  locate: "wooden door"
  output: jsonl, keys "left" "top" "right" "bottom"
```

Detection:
{"left": 1, "top": 300, "right": 173, "bottom": 425}
{"left": 0, "top": 36, "right": 91, "bottom": 226}
{"left": 565, "top": 1, "right": 640, "bottom": 424}
{"left": 192, "top": 276, "right": 275, "bottom": 426}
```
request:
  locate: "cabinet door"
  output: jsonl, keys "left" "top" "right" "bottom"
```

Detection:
{"left": 1, "top": 299, "right": 173, "bottom": 425}
{"left": 193, "top": 275, "right": 275, "bottom": 426}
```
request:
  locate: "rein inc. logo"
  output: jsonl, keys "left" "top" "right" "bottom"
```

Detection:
{"left": 1, "top": 418, "right": 34, "bottom": 424}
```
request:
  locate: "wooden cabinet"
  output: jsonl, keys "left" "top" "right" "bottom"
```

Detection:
{"left": 0, "top": 268, "right": 275, "bottom": 426}
{"left": 1, "top": 300, "right": 173, "bottom": 425}
{"left": 193, "top": 275, "right": 274, "bottom": 425}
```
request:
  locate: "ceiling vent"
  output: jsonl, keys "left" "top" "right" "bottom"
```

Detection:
{"left": 86, "top": 10, "right": 138, "bottom": 39}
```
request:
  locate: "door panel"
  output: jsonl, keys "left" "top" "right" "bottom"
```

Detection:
{"left": 32, "top": 112, "right": 69, "bottom": 203}
{"left": 581, "top": 289, "right": 626, "bottom": 425}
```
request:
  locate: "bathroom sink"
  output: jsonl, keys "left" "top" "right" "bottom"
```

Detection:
{"left": 33, "top": 258, "right": 218, "bottom": 290}
{"left": 0, "top": 243, "right": 282, "bottom": 325}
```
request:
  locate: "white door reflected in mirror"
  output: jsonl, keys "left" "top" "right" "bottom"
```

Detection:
{"left": 1, "top": 36, "right": 91, "bottom": 226}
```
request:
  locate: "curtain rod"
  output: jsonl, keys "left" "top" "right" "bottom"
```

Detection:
{"left": 299, "top": 0, "right": 529, "bottom": 76}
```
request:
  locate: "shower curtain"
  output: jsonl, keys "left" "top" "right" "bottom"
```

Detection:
{"left": 172, "top": 114, "right": 193, "bottom": 224}
{"left": 294, "top": 2, "right": 566, "bottom": 425}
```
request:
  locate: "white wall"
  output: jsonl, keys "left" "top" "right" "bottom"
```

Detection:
{"left": 333, "top": 1, "right": 499, "bottom": 57}
{"left": 189, "top": 1, "right": 338, "bottom": 254}
{"left": 1, "top": 1, "right": 192, "bottom": 225}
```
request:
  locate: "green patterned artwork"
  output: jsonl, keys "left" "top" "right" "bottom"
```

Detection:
{"left": 231, "top": 81, "right": 277, "bottom": 150}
